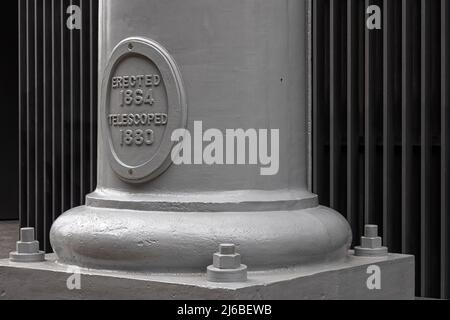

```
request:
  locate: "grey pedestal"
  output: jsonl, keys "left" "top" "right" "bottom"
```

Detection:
{"left": 0, "top": 253, "right": 414, "bottom": 300}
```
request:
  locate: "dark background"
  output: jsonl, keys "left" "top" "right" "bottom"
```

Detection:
{"left": 313, "top": 0, "right": 449, "bottom": 299}
{"left": 0, "top": 1, "right": 19, "bottom": 220}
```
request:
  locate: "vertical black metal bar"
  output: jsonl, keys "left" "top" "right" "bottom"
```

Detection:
{"left": 383, "top": 0, "right": 393, "bottom": 246}
{"left": 442, "top": 0, "right": 450, "bottom": 300}
{"left": 75, "top": 0, "right": 81, "bottom": 206}
{"left": 330, "top": 0, "right": 347, "bottom": 215}
{"left": 37, "top": 0, "right": 44, "bottom": 245}
{"left": 357, "top": 0, "right": 366, "bottom": 236}
{"left": 347, "top": 0, "right": 359, "bottom": 234}
{"left": 70, "top": 0, "right": 74, "bottom": 208}
{"left": 53, "top": 0, "right": 62, "bottom": 222}
{"left": 34, "top": 0, "right": 38, "bottom": 239}
{"left": 26, "top": 0, "right": 31, "bottom": 228}
{"left": 42, "top": 0, "right": 47, "bottom": 250}
{"left": 22, "top": 1, "right": 27, "bottom": 223}
{"left": 30, "top": 0, "right": 37, "bottom": 233}
{"left": 43, "top": 0, "right": 53, "bottom": 251}
{"left": 365, "top": 0, "right": 383, "bottom": 227}
{"left": 91, "top": 0, "right": 99, "bottom": 191}
{"left": 401, "top": 0, "right": 409, "bottom": 254}
{"left": 82, "top": 0, "right": 94, "bottom": 199}
{"left": 18, "top": 0, "right": 23, "bottom": 227}
{"left": 382, "top": 0, "right": 402, "bottom": 253}
{"left": 60, "top": 0, "right": 64, "bottom": 214}
{"left": 330, "top": 0, "right": 337, "bottom": 209}
{"left": 421, "top": 0, "right": 431, "bottom": 296}
{"left": 421, "top": 0, "right": 442, "bottom": 299}
{"left": 368, "top": 0, "right": 384, "bottom": 230}
{"left": 402, "top": 0, "right": 422, "bottom": 295}
{"left": 364, "top": 0, "right": 373, "bottom": 225}
{"left": 82, "top": 0, "right": 92, "bottom": 197}
{"left": 89, "top": 0, "right": 95, "bottom": 192}
{"left": 61, "top": 0, "right": 68, "bottom": 213}
{"left": 26, "top": 0, "right": 30, "bottom": 227}
{"left": 51, "top": 0, "right": 55, "bottom": 222}
{"left": 80, "top": 0, "right": 84, "bottom": 203}
{"left": 402, "top": 0, "right": 413, "bottom": 254}
{"left": 312, "top": 0, "right": 330, "bottom": 206}
{"left": 312, "top": 0, "right": 319, "bottom": 196}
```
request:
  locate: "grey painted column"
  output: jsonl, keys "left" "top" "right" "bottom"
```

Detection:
{"left": 50, "top": 0, "right": 352, "bottom": 272}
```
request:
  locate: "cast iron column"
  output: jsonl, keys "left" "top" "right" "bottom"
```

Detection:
{"left": 51, "top": 0, "right": 352, "bottom": 271}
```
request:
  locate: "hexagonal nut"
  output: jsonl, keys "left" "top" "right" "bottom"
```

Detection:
{"left": 361, "top": 237, "right": 382, "bottom": 249}
{"left": 213, "top": 253, "right": 241, "bottom": 270}
{"left": 17, "top": 241, "right": 39, "bottom": 254}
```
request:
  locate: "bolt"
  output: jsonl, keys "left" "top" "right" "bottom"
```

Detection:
{"left": 365, "top": 225, "right": 379, "bottom": 238}
{"left": 354, "top": 224, "right": 388, "bottom": 257}
{"left": 10, "top": 228, "right": 45, "bottom": 263}
{"left": 207, "top": 243, "right": 247, "bottom": 283}
{"left": 220, "top": 244, "right": 236, "bottom": 255}
{"left": 20, "top": 228, "right": 35, "bottom": 243}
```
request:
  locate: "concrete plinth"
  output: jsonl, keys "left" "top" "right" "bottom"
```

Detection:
{"left": 0, "top": 253, "right": 414, "bottom": 300}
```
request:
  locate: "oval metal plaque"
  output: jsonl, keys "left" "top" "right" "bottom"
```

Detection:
{"left": 101, "top": 37, "right": 187, "bottom": 183}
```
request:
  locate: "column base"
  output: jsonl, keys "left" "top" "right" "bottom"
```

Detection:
{"left": 50, "top": 204, "right": 352, "bottom": 272}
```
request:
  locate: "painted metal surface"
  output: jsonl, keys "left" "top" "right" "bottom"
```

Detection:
{"left": 50, "top": 0, "right": 352, "bottom": 271}
{"left": 101, "top": 37, "right": 187, "bottom": 183}
{"left": 0, "top": 253, "right": 415, "bottom": 300}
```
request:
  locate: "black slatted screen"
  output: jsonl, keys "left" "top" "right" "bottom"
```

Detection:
{"left": 18, "top": 0, "right": 98, "bottom": 252}
{"left": 313, "top": 0, "right": 450, "bottom": 299}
